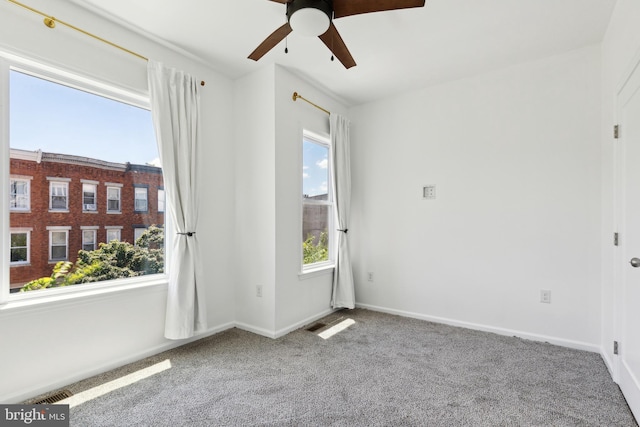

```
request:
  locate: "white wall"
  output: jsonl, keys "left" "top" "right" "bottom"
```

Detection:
{"left": 600, "top": 0, "right": 640, "bottom": 375}
{"left": 273, "top": 66, "right": 348, "bottom": 334}
{"left": 234, "top": 65, "right": 277, "bottom": 334}
{"left": 233, "top": 65, "right": 349, "bottom": 337}
{"left": 349, "top": 45, "right": 603, "bottom": 350}
{"left": 0, "top": 0, "right": 235, "bottom": 403}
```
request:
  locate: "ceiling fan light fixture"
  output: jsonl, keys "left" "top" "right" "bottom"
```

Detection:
{"left": 287, "top": 0, "right": 332, "bottom": 37}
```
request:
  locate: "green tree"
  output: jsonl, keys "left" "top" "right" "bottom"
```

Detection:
{"left": 20, "top": 226, "right": 164, "bottom": 292}
{"left": 303, "top": 231, "right": 328, "bottom": 265}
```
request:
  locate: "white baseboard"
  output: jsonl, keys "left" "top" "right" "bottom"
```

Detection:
{"left": 235, "top": 308, "right": 339, "bottom": 339}
{"left": 601, "top": 348, "right": 617, "bottom": 382}
{"left": 274, "top": 308, "right": 338, "bottom": 338}
{"left": 3, "top": 321, "right": 235, "bottom": 404}
{"left": 356, "top": 303, "right": 600, "bottom": 353}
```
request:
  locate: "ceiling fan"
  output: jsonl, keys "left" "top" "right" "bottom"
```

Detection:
{"left": 248, "top": 0, "right": 426, "bottom": 69}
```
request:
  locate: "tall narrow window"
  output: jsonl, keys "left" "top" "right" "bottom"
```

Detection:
{"left": 301, "top": 131, "right": 333, "bottom": 269}
{"left": 134, "top": 186, "right": 148, "bottom": 212}
{"left": 10, "top": 230, "right": 30, "bottom": 264}
{"left": 48, "top": 229, "right": 69, "bottom": 261}
{"left": 10, "top": 176, "right": 30, "bottom": 211}
{"left": 49, "top": 180, "right": 69, "bottom": 211}
{"left": 82, "top": 182, "right": 97, "bottom": 211}
{"left": 107, "top": 185, "right": 121, "bottom": 213}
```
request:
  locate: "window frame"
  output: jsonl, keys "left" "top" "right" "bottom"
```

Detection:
{"left": 0, "top": 54, "right": 170, "bottom": 305}
{"left": 105, "top": 227, "right": 121, "bottom": 243}
{"left": 134, "top": 185, "right": 148, "bottom": 213}
{"left": 106, "top": 184, "right": 122, "bottom": 214}
{"left": 47, "top": 227, "right": 70, "bottom": 262}
{"left": 300, "top": 130, "right": 335, "bottom": 274}
{"left": 81, "top": 180, "right": 98, "bottom": 212}
{"left": 81, "top": 226, "right": 98, "bottom": 252}
{"left": 9, "top": 175, "right": 31, "bottom": 212}
{"left": 158, "top": 187, "right": 165, "bottom": 213}
{"left": 48, "top": 179, "right": 70, "bottom": 212}
{"left": 9, "top": 228, "right": 31, "bottom": 265}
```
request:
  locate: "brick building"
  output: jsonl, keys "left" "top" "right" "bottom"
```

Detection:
{"left": 9, "top": 148, "right": 164, "bottom": 290}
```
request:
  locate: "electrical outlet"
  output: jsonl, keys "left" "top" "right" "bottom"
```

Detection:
{"left": 540, "top": 290, "right": 551, "bottom": 304}
{"left": 256, "top": 285, "right": 263, "bottom": 298}
{"left": 423, "top": 185, "right": 436, "bottom": 200}
{"left": 367, "top": 272, "right": 374, "bottom": 282}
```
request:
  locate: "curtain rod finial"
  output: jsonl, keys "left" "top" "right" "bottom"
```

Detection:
{"left": 292, "top": 92, "right": 299, "bottom": 101}
{"left": 200, "top": 81, "right": 205, "bottom": 86}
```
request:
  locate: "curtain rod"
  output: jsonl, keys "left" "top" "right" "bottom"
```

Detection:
{"left": 7, "top": 0, "right": 205, "bottom": 86}
{"left": 292, "top": 92, "right": 330, "bottom": 115}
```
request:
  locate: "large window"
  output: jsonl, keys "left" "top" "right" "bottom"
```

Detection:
{"left": 302, "top": 131, "right": 333, "bottom": 270}
{"left": 10, "top": 176, "right": 30, "bottom": 211}
{"left": 4, "top": 59, "right": 165, "bottom": 297}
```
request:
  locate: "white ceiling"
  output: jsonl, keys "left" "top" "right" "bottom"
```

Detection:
{"left": 72, "top": 0, "right": 616, "bottom": 106}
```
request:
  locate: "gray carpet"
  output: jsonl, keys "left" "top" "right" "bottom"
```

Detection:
{"left": 37, "top": 309, "right": 637, "bottom": 426}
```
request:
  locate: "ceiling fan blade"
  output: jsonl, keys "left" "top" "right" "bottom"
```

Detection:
{"left": 333, "top": 0, "right": 425, "bottom": 18}
{"left": 318, "top": 23, "right": 356, "bottom": 69}
{"left": 248, "top": 22, "right": 293, "bottom": 61}
{"left": 269, "top": 0, "right": 291, "bottom": 3}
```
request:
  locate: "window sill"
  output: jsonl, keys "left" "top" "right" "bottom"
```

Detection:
{"left": 107, "top": 211, "right": 122, "bottom": 215}
{"left": 48, "top": 259, "right": 68, "bottom": 264}
{"left": 1, "top": 274, "right": 168, "bottom": 312}
{"left": 83, "top": 210, "right": 99, "bottom": 214}
{"left": 299, "top": 264, "right": 334, "bottom": 280}
{"left": 48, "top": 210, "right": 69, "bottom": 213}
{"left": 10, "top": 210, "right": 31, "bottom": 213}
{"left": 10, "top": 263, "right": 31, "bottom": 267}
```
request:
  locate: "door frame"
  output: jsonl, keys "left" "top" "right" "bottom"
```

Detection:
{"left": 613, "top": 44, "right": 640, "bottom": 419}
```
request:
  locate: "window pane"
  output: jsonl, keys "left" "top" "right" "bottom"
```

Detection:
{"left": 11, "top": 248, "right": 28, "bottom": 263}
{"left": 302, "top": 135, "right": 331, "bottom": 266}
{"left": 51, "top": 231, "right": 66, "bottom": 245}
{"left": 51, "top": 246, "right": 66, "bottom": 260}
{"left": 302, "top": 139, "right": 329, "bottom": 201}
{"left": 302, "top": 204, "right": 329, "bottom": 265}
{"left": 11, "top": 233, "right": 27, "bottom": 247}
{"left": 9, "top": 68, "right": 164, "bottom": 292}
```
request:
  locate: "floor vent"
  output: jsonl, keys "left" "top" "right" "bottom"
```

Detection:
{"left": 32, "top": 390, "right": 73, "bottom": 405}
{"left": 307, "top": 323, "right": 326, "bottom": 332}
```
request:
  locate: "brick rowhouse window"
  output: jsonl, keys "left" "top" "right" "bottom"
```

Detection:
{"left": 301, "top": 130, "right": 334, "bottom": 271}
{"left": 10, "top": 229, "right": 30, "bottom": 265}
{"left": 3, "top": 58, "right": 166, "bottom": 299}
{"left": 82, "top": 181, "right": 98, "bottom": 212}
{"left": 49, "top": 180, "right": 69, "bottom": 211}
{"left": 134, "top": 186, "right": 148, "bottom": 212}
{"left": 10, "top": 176, "right": 30, "bottom": 211}
{"left": 48, "top": 228, "right": 69, "bottom": 262}
{"left": 106, "top": 186, "right": 121, "bottom": 213}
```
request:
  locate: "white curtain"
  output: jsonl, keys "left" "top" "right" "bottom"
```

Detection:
{"left": 147, "top": 60, "right": 206, "bottom": 339}
{"left": 330, "top": 113, "right": 355, "bottom": 309}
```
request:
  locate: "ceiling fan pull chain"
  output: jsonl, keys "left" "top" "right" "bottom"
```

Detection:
{"left": 285, "top": 37, "right": 289, "bottom": 54}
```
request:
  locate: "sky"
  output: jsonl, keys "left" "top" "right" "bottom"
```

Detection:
{"left": 10, "top": 69, "right": 329, "bottom": 192}
{"left": 302, "top": 139, "right": 329, "bottom": 197}
{"left": 9, "top": 70, "right": 160, "bottom": 166}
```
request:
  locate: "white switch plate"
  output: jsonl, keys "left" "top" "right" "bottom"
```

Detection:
{"left": 540, "top": 290, "right": 551, "bottom": 304}
{"left": 423, "top": 185, "right": 436, "bottom": 200}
